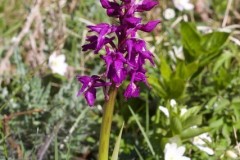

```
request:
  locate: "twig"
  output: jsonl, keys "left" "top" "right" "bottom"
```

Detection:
{"left": 222, "top": 0, "right": 233, "bottom": 27}
{"left": 37, "top": 120, "right": 64, "bottom": 160}
{"left": 230, "top": 36, "right": 240, "bottom": 46}
{"left": 233, "top": 127, "right": 240, "bottom": 155}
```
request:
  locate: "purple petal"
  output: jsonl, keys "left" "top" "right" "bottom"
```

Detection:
{"left": 124, "top": 82, "right": 140, "bottom": 98}
{"left": 106, "top": 2, "right": 121, "bottom": 17}
{"left": 82, "top": 36, "right": 98, "bottom": 51}
{"left": 84, "top": 87, "right": 97, "bottom": 106}
{"left": 134, "top": 72, "right": 149, "bottom": 86}
{"left": 76, "top": 75, "right": 91, "bottom": 96}
{"left": 123, "top": 16, "right": 142, "bottom": 28}
{"left": 139, "top": 20, "right": 160, "bottom": 32}
{"left": 136, "top": 0, "right": 158, "bottom": 12}
{"left": 88, "top": 23, "right": 110, "bottom": 33}
{"left": 113, "top": 60, "right": 126, "bottom": 86}
{"left": 100, "top": 0, "right": 110, "bottom": 8}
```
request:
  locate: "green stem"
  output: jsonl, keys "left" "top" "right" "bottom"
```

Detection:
{"left": 98, "top": 86, "right": 117, "bottom": 160}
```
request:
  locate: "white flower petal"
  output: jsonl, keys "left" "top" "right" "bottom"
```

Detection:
{"left": 196, "top": 145, "right": 214, "bottom": 155}
{"left": 163, "top": 8, "right": 176, "bottom": 20}
{"left": 170, "top": 99, "right": 177, "bottom": 107}
{"left": 177, "top": 146, "right": 186, "bottom": 156}
{"left": 159, "top": 106, "right": 170, "bottom": 117}
{"left": 48, "top": 53, "right": 68, "bottom": 76}
{"left": 173, "top": 0, "right": 194, "bottom": 11}
{"left": 164, "top": 143, "right": 191, "bottom": 160}
{"left": 226, "top": 150, "right": 238, "bottom": 159}
{"left": 180, "top": 108, "right": 188, "bottom": 116}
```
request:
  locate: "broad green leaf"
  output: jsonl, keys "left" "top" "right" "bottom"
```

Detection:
{"left": 180, "top": 22, "right": 202, "bottom": 58}
{"left": 202, "top": 31, "right": 230, "bottom": 54}
{"left": 209, "top": 118, "right": 224, "bottom": 128}
{"left": 160, "top": 57, "right": 172, "bottom": 82}
{"left": 181, "top": 106, "right": 201, "bottom": 121}
{"left": 167, "top": 77, "right": 186, "bottom": 99}
{"left": 185, "top": 61, "right": 199, "bottom": 78}
{"left": 200, "top": 32, "right": 230, "bottom": 66}
{"left": 170, "top": 115, "right": 182, "bottom": 135}
{"left": 111, "top": 122, "right": 124, "bottom": 160}
{"left": 222, "top": 125, "right": 231, "bottom": 144}
{"left": 180, "top": 127, "right": 211, "bottom": 140}
{"left": 148, "top": 76, "right": 167, "bottom": 98}
{"left": 182, "top": 115, "right": 202, "bottom": 129}
{"left": 213, "top": 52, "right": 233, "bottom": 73}
{"left": 175, "top": 61, "right": 198, "bottom": 79}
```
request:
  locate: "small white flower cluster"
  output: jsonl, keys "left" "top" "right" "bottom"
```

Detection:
{"left": 192, "top": 133, "right": 214, "bottom": 155}
{"left": 164, "top": 143, "right": 190, "bottom": 160}
{"left": 163, "top": 0, "right": 194, "bottom": 20}
{"left": 163, "top": 8, "right": 176, "bottom": 20}
{"left": 159, "top": 99, "right": 187, "bottom": 118}
{"left": 169, "top": 46, "right": 185, "bottom": 62}
{"left": 173, "top": 0, "right": 194, "bottom": 11}
{"left": 48, "top": 52, "right": 68, "bottom": 76}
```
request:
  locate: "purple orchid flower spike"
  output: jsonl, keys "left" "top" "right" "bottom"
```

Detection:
{"left": 77, "top": 0, "right": 160, "bottom": 106}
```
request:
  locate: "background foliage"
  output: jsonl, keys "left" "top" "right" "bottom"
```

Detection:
{"left": 0, "top": 0, "right": 240, "bottom": 159}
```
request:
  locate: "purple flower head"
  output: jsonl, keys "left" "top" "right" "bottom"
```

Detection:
{"left": 78, "top": 0, "right": 160, "bottom": 106}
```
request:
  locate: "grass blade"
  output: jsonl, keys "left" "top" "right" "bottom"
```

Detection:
{"left": 111, "top": 122, "right": 124, "bottom": 160}
{"left": 128, "top": 106, "right": 155, "bottom": 156}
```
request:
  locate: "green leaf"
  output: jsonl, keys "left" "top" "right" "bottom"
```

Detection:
{"left": 175, "top": 61, "right": 199, "bottom": 79}
{"left": 167, "top": 77, "right": 186, "bottom": 99}
{"left": 128, "top": 106, "right": 155, "bottom": 156}
{"left": 148, "top": 76, "right": 167, "bottom": 98}
{"left": 170, "top": 115, "right": 182, "bottom": 135}
{"left": 202, "top": 31, "right": 230, "bottom": 54}
{"left": 200, "top": 32, "right": 230, "bottom": 66}
{"left": 182, "top": 115, "right": 202, "bottom": 129}
{"left": 160, "top": 57, "right": 172, "bottom": 82}
{"left": 181, "top": 106, "right": 201, "bottom": 121}
{"left": 180, "top": 127, "right": 211, "bottom": 140}
{"left": 209, "top": 118, "right": 224, "bottom": 129}
{"left": 222, "top": 125, "right": 231, "bottom": 144}
{"left": 111, "top": 122, "right": 124, "bottom": 160}
{"left": 180, "top": 22, "right": 202, "bottom": 59}
{"left": 213, "top": 52, "right": 233, "bottom": 73}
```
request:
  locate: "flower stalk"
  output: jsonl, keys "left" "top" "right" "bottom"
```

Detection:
{"left": 98, "top": 86, "right": 117, "bottom": 160}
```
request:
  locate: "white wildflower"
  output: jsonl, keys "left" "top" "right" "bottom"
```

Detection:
{"left": 164, "top": 143, "right": 191, "bottom": 160}
{"left": 159, "top": 99, "right": 187, "bottom": 118}
{"left": 172, "top": 0, "right": 194, "bottom": 11}
{"left": 173, "top": 46, "right": 185, "bottom": 60}
{"left": 159, "top": 106, "right": 170, "bottom": 117}
{"left": 48, "top": 52, "right": 68, "bottom": 76}
{"left": 226, "top": 150, "right": 238, "bottom": 159}
{"left": 180, "top": 108, "right": 188, "bottom": 116}
{"left": 163, "top": 8, "right": 176, "bottom": 20}
{"left": 193, "top": 133, "right": 214, "bottom": 155}
{"left": 170, "top": 99, "right": 177, "bottom": 107}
